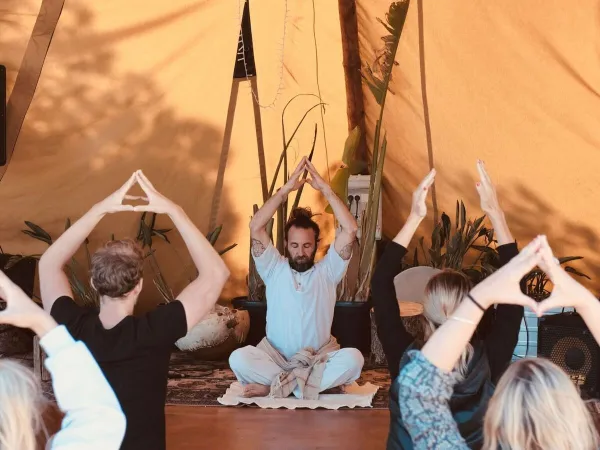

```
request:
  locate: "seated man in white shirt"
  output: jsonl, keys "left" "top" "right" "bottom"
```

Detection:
{"left": 229, "top": 157, "right": 364, "bottom": 398}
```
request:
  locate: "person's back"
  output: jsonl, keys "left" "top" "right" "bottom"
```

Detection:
{"left": 387, "top": 341, "right": 494, "bottom": 450}
{"left": 51, "top": 297, "right": 187, "bottom": 449}
{"left": 39, "top": 171, "right": 230, "bottom": 450}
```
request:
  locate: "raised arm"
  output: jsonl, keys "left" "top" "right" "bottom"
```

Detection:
{"left": 397, "top": 239, "right": 541, "bottom": 448}
{"left": 39, "top": 173, "right": 138, "bottom": 311}
{"left": 372, "top": 169, "right": 435, "bottom": 379}
{"left": 537, "top": 239, "right": 600, "bottom": 345}
{"left": 134, "top": 171, "right": 229, "bottom": 331}
{"left": 304, "top": 159, "right": 357, "bottom": 259}
{"left": 249, "top": 158, "right": 307, "bottom": 256}
{"left": 476, "top": 160, "right": 513, "bottom": 245}
{"left": 0, "top": 270, "right": 126, "bottom": 450}
{"left": 475, "top": 160, "right": 522, "bottom": 378}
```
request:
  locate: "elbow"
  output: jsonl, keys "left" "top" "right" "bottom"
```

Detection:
{"left": 347, "top": 222, "right": 359, "bottom": 238}
{"left": 370, "top": 267, "right": 385, "bottom": 297}
{"left": 214, "top": 261, "right": 230, "bottom": 287}
{"left": 38, "top": 252, "right": 51, "bottom": 270}
{"left": 249, "top": 217, "right": 260, "bottom": 234}
{"left": 103, "top": 408, "right": 127, "bottom": 447}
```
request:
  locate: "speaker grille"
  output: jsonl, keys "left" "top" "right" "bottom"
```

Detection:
{"left": 538, "top": 314, "right": 600, "bottom": 398}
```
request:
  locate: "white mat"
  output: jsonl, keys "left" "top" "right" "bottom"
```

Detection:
{"left": 217, "top": 382, "right": 379, "bottom": 409}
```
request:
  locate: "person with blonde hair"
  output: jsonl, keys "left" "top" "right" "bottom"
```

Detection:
{"left": 398, "top": 236, "right": 600, "bottom": 450}
{"left": 0, "top": 269, "right": 125, "bottom": 449}
{"left": 39, "top": 171, "right": 230, "bottom": 450}
{"left": 372, "top": 161, "right": 523, "bottom": 449}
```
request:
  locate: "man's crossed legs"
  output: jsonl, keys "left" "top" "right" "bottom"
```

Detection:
{"left": 229, "top": 345, "right": 364, "bottom": 398}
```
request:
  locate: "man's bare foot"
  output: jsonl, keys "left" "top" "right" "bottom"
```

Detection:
{"left": 241, "top": 383, "right": 271, "bottom": 398}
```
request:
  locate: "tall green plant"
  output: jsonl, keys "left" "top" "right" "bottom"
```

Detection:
{"left": 247, "top": 94, "right": 321, "bottom": 301}
{"left": 345, "top": 1, "right": 410, "bottom": 301}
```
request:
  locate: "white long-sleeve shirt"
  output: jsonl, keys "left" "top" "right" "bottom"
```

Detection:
{"left": 40, "top": 325, "right": 126, "bottom": 449}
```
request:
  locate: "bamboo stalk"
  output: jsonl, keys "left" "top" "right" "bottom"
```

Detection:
{"left": 337, "top": 0, "right": 368, "bottom": 163}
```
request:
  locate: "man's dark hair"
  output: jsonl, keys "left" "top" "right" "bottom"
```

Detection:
{"left": 284, "top": 207, "right": 320, "bottom": 243}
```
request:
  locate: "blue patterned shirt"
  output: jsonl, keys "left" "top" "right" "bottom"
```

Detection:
{"left": 398, "top": 350, "right": 470, "bottom": 449}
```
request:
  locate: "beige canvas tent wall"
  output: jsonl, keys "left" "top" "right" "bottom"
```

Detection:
{"left": 355, "top": 0, "right": 600, "bottom": 290}
{"left": 0, "top": 0, "right": 348, "bottom": 312}
{"left": 1, "top": 0, "right": 600, "bottom": 314}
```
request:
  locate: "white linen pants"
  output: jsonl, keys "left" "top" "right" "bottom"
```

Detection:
{"left": 229, "top": 345, "right": 364, "bottom": 398}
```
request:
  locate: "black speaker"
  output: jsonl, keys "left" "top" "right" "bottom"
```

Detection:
{"left": 0, "top": 64, "right": 6, "bottom": 166}
{"left": 538, "top": 312, "right": 600, "bottom": 398}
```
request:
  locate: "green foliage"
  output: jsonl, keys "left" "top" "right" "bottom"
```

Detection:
{"left": 12, "top": 215, "right": 236, "bottom": 305}
{"left": 137, "top": 212, "right": 236, "bottom": 303}
{"left": 13, "top": 220, "right": 99, "bottom": 306}
{"left": 524, "top": 256, "right": 590, "bottom": 300}
{"left": 340, "top": 1, "right": 410, "bottom": 301}
{"left": 406, "top": 201, "right": 590, "bottom": 297}
{"left": 248, "top": 94, "right": 321, "bottom": 301}
{"left": 406, "top": 201, "right": 498, "bottom": 285}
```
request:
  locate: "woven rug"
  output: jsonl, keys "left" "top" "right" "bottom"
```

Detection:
{"left": 21, "top": 350, "right": 391, "bottom": 409}
{"left": 165, "top": 351, "right": 391, "bottom": 409}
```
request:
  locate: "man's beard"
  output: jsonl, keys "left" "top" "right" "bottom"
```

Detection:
{"left": 289, "top": 255, "right": 315, "bottom": 273}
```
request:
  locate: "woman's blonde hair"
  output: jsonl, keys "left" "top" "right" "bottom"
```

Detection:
{"left": 483, "top": 358, "right": 599, "bottom": 450}
{"left": 0, "top": 359, "right": 46, "bottom": 450}
{"left": 423, "top": 270, "right": 473, "bottom": 378}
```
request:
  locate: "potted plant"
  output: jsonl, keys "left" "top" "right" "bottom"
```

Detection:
{"left": 327, "top": 0, "right": 411, "bottom": 353}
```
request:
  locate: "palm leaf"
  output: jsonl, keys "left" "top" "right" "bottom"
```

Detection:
{"left": 24, "top": 221, "right": 52, "bottom": 242}
{"left": 219, "top": 243, "right": 237, "bottom": 256}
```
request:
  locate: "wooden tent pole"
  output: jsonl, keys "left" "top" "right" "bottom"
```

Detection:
{"left": 337, "top": 0, "right": 368, "bottom": 164}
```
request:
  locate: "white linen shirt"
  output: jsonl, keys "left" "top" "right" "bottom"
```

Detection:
{"left": 253, "top": 241, "right": 349, "bottom": 360}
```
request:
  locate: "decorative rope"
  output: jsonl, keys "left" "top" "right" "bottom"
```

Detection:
{"left": 237, "top": 0, "right": 288, "bottom": 109}
{"left": 311, "top": 0, "right": 330, "bottom": 182}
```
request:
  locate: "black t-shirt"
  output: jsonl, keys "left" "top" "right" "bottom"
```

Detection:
{"left": 51, "top": 296, "right": 188, "bottom": 450}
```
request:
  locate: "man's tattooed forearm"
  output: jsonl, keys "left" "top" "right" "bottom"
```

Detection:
{"left": 339, "top": 243, "right": 353, "bottom": 260}
{"left": 251, "top": 238, "right": 266, "bottom": 257}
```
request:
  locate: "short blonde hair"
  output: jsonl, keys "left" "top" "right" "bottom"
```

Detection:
{"left": 483, "top": 358, "right": 599, "bottom": 450}
{"left": 423, "top": 270, "right": 473, "bottom": 378}
{"left": 0, "top": 359, "right": 45, "bottom": 450}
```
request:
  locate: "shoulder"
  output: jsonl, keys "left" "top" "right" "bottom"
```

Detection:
{"left": 142, "top": 300, "right": 186, "bottom": 322}
{"left": 137, "top": 300, "right": 188, "bottom": 344}
{"left": 50, "top": 296, "right": 91, "bottom": 320}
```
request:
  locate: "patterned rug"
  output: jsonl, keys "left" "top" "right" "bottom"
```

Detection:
{"left": 165, "top": 351, "right": 391, "bottom": 409}
{"left": 20, "top": 350, "right": 391, "bottom": 409}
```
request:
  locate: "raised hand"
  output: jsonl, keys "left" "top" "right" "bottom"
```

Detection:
{"left": 304, "top": 159, "right": 330, "bottom": 193}
{"left": 536, "top": 237, "right": 597, "bottom": 315}
{"left": 133, "top": 170, "right": 177, "bottom": 215}
{"left": 475, "top": 160, "right": 503, "bottom": 217}
{"left": 280, "top": 158, "right": 308, "bottom": 196}
{"left": 469, "top": 236, "right": 543, "bottom": 312}
{"left": 95, "top": 172, "right": 140, "bottom": 214}
{"left": 0, "top": 270, "right": 55, "bottom": 334}
{"left": 410, "top": 169, "right": 436, "bottom": 218}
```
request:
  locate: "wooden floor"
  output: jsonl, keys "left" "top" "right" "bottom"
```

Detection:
{"left": 165, "top": 406, "right": 389, "bottom": 449}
